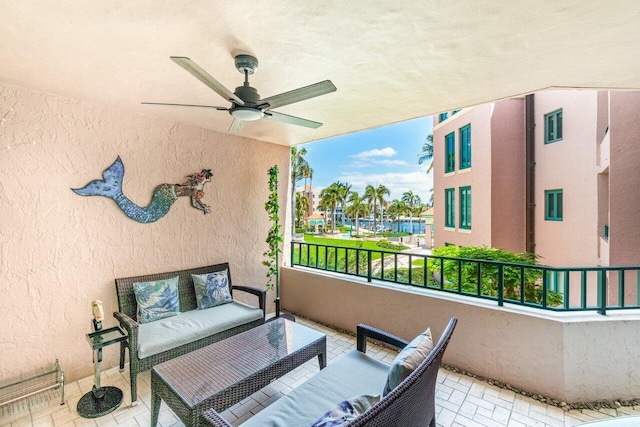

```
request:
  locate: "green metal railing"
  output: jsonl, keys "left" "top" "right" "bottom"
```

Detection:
{"left": 290, "top": 242, "right": 640, "bottom": 315}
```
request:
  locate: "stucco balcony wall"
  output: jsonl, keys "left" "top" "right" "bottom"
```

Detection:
{"left": 281, "top": 266, "right": 640, "bottom": 403}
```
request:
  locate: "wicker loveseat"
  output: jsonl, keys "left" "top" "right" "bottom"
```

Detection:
{"left": 203, "top": 317, "right": 457, "bottom": 427}
{"left": 114, "top": 263, "right": 266, "bottom": 405}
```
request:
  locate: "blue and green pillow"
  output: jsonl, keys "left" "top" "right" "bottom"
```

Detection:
{"left": 311, "top": 394, "right": 380, "bottom": 427}
{"left": 133, "top": 276, "right": 180, "bottom": 324}
{"left": 192, "top": 270, "right": 233, "bottom": 310}
{"left": 382, "top": 327, "right": 434, "bottom": 396}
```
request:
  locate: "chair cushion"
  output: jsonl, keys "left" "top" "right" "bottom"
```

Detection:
{"left": 137, "top": 301, "right": 263, "bottom": 359}
{"left": 241, "top": 350, "right": 390, "bottom": 427}
{"left": 382, "top": 327, "right": 433, "bottom": 396}
{"left": 311, "top": 394, "right": 380, "bottom": 427}
{"left": 192, "top": 270, "right": 233, "bottom": 310}
{"left": 133, "top": 276, "right": 180, "bottom": 324}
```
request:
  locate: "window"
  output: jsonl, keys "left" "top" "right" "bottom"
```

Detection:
{"left": 445, "top": 188, "right": 455, "bottom": 228}
{"left": 545, "top": 189, "right": 563, "bottom": 221}
{"left": 452, "top": 109, "right": 461, "bottom": 115}
{"left": 459, "top": 124, "right": 471, "bottom": 169}
{"left": 545, "top": 109, "right": 563, "bottom": 143}
{"left": 459, "top": 186, "right": 471, "bottom": 230}
{"left": 438, "top": 112, "right": 448, "bottom": 122}
{"left": 445, "top": 132, "right": 455, "bottom": 173}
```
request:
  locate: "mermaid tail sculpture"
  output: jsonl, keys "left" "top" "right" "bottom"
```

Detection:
{"left": 72, "top": 157, "right": 212, "bottom": 223}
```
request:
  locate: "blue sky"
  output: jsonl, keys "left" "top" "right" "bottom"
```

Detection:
{"left": 299, "top": 116, "right": 434, "bottom": 202}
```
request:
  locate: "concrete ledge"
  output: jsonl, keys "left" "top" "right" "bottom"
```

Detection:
{"left": 281, "top": 266, "right": 640, "bottom": 403}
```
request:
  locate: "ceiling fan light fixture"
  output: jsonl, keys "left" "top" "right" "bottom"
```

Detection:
{"left": 230, "top": 107, "right": 264, "bottom": 121}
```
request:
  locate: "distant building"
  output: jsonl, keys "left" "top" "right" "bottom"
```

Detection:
{"left": 432, "top": 90, "right": 640, "bottom": 269}
{"left": 298, "top": 185, "right": 319, "bottom": 217}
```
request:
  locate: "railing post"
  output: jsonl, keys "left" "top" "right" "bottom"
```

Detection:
{"left": 618, "top": 269, "right": 625, "bottom": 308}
{"left": 563, "top": 270, "right": 570, "bottom": 310}
{"left": 519, "top": 267, "right": 525, "bottom": 304}
{"left": 477, "top": 262, "right": 482, "bottom": 296}
{"left": 637, "top": 270, "right": 640, "bottom": 306}
{"left": 367, "top": 250, "right": 372, "bottom": 283}
{"left": 290, "top": 242, "right": 295, "bottom": 266}
{"left": 498, "top": 264, "right": 504, "bottom": 306}
{"left": 542, "top": 269, "right": 548, "bottom": 308}
{"left": 598, "top": 270, "right": 607, "bottom": 315}
{"left": 581, "top": 271, "right": 587, "bottom": 309}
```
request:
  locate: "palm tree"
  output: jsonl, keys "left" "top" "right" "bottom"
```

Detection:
{"left": 316, "top": 197, "right": 329, "bottom": 233}
{"left": 290, "top": 147, "right": 311, "bottom": 236}
{"left": 417, "top": 134, "right": 434, "bottom": 173}
{"left": 295, "top": 192, "right": 309, "bottom": 229}
{"left": 319, "top": 183, "right": 341, "bottom": 233}
{"left": 364, "top": 184, "right": 390, "bottom": 236}
{"left": 336, "top": 181, "right": 352, "bottom": 226}
{"left": 401, "top": 190, "right": 421, "bottom": 234}
{"left": 387, "top": 199, "right": 407, "bottom": 232}
{"left": 344, "top": 191, "right": 369, "bottom": 236}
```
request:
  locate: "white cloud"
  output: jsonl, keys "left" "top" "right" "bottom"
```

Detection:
{"left": 376, "top": 159, "right": 408, "bottom": 167}
{"left": 348, "top": 159, "right": 407, "bottom": 168}
{"left": 351, "top": 147, "right": 397, "bottom": 158}
{"left": 336, "top": 169, "right": 434, "bottom": 202}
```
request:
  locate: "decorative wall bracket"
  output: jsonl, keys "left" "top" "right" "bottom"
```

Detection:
{"left": 72, "top": 157, "right": 212, "bottom": 223}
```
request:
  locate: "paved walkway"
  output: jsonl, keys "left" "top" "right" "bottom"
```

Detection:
{"left": 2, "top": 317, "right": 639, "bottom": 426}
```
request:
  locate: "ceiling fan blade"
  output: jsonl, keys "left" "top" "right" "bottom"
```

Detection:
{"left": 264, "top": 111, "right": 323, "bottom": 129}
{"left": 170, "top": 56, "right": 244, "bottom": 105}
{"left": 141, "top": 102, "right": 228, "bottom": 110}
{"left": 258, "top": 80, "right": 336, "bottom": 110}
{"left": 229, "top": 118, "right": 246, "bottom": 132}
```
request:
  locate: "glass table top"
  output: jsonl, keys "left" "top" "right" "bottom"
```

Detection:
{"left": 86, "top": 326, "right": 127, "bottom": 350}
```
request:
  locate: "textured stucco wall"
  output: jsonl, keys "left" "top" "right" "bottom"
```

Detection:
{"left": 609, "top": 92, "right": 640, "bottom": 267}
{"left": 490, "top": 99, "right": 525, "bottom": 252}
{"left": 0, "top": 82, "right": 289, "bottom": 383}
{"left": 433, "top": 106, "right": 493, "bottom": 248}
{"left": 281, "top": 267, "right": 640, "bottom": 402}
{"left": 534, "top": 90, "right": 599, "bottom": 267}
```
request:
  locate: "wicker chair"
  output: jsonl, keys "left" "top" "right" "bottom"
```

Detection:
{"left": 114, "top": 263, "right": 265, "bottom": 405}
{"left": 203, "top": 317, "right": 457, "bottom": 427}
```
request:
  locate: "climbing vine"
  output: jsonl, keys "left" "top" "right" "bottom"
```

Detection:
{"left": 263, "top": 165, "right": 282, "bottom": 291}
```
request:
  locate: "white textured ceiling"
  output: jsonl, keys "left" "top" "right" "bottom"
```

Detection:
{"left": 2, "top": 1, "right": 640, "bottom": 146}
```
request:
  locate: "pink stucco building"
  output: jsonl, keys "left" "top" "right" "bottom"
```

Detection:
{"left": 433, "top": 90, "right": 640, "bottom": 269}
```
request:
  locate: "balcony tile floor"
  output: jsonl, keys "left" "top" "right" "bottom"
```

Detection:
{"left": 3, "top": 316, "right": 639, "bottom": 427}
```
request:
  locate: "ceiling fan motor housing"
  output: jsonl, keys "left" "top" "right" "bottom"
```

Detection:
{"left": 234, "top": 54, "right": 258, "bottom": 75}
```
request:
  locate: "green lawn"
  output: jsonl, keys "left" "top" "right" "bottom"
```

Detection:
{"left": 302, "top": 235, "right": 404, "bottom": 251}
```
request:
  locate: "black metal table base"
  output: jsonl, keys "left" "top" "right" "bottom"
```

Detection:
{"left": 77, "top": 386, "right": 123, "bottom": 418}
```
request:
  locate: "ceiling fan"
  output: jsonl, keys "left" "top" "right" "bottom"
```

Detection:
{"left": 142, "top": 54, "right": 337, "bottom": 132}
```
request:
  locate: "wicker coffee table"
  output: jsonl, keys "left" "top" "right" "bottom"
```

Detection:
{"left": 150, "top": 318, "right": 326, "bottom": 426}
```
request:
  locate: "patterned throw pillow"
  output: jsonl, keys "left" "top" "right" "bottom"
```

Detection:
{"left": 133, "top": 276, "right": 180, "bottom": 324}
{"left": 192, "top": 270, "right": 233, "bottom": 310}
{"left": 382, "top": 327, "right": 433, "bottom": 396}
{"left": 311, "top": 394, "right": 380, "bottom": 427}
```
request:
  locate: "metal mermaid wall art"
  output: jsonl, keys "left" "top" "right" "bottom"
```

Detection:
{"left": 72, "top": 156, "right": 212, "bottom": 223}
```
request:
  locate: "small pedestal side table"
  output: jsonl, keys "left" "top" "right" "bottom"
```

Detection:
{"left": 77, "top": 326, "right": 127, "bottom": 418}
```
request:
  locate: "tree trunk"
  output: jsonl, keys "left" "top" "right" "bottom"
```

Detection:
{"left": 290, "top": 177, "right": 296, "bottom": 237}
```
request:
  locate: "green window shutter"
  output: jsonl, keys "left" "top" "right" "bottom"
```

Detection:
{"left": 445, "top": 188, "right": 455, "bottom": 227}
{"left": 459, "top": 124, "right": 471, "bottom": 169}
{"left": 544, "top": 109, "right": 563, "bottom": 143}
{"left": 445, "top": 132, "right": 455, "bottom": 173}
{"left": 459, "top": 186, "right": 471, "bottom": 229}
{"left": 545, "top": 189, "right": 563, "bottom": 221}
